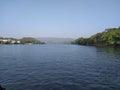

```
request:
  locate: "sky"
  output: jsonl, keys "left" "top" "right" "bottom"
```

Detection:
{"left": 0, "top": 0, "right": 120, "bottom": 38}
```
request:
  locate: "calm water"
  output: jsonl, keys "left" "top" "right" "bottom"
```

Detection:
{"left": 0, "top": 44, "right": 120, "bottom": 90}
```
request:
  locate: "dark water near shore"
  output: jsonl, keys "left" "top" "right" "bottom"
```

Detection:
{"left": 0, "top": 44, "right": 120, "bottom": 90}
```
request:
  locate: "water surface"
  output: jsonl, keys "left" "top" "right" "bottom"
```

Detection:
{"left": 0, "top": 44, "right": 120, "bottom": 90}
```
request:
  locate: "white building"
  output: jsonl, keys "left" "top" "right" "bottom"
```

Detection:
{"left": 17, "top": 40, "right": 20, "bottom": 44}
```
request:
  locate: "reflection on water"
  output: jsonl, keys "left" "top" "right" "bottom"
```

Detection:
{"left": 96, "top": 47, "right": 120, "bottom": 58}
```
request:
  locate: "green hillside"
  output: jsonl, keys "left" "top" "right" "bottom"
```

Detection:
{"left": 72, "top": 27, "right": 120, "bottom": 46}
{"left": 20, "top": 37, "right": 45, "bottom": 44}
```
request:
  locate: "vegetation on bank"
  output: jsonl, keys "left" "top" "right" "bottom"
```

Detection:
{"left": 72, "top": 27, "right": 120, "bottom": 46}
{"left": 0, "top": 37, "right": 45, "bottom": 44}
{"left": 20, "top": 37, "right": 45, "bottom": 44}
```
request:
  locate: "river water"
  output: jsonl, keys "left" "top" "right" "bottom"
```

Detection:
{"left": 0, "top": 44, "right": 120, "bottom": 90}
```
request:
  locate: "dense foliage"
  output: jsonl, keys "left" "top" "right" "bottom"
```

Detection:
{"left": 20, "top": 37, "right": 45, "bottom": 44}
{"left": 72, "top": 27, "right": 120, "bottom": 46}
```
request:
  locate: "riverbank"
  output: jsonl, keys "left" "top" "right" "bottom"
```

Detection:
{"left": 72, "top": 26, "right": 120, "bottom": 47}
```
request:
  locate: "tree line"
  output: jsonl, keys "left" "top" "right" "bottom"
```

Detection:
{"left": 72, "top": 27, "right": 120, "bottom": 46}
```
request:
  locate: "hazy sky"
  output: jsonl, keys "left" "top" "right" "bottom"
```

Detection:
{"left": 0, "top": 0, "right": 120, "bottom": 38}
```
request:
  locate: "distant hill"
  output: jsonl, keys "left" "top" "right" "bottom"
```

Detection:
{"left": 20, "top": 37, "right": 45, "bottom": 44}
{"left": 38, "top": 37, "right": 74, "bottom": 44}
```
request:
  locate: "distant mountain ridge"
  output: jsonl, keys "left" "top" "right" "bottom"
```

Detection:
{"left": 38, "top": 37, "right": 75, "bottom": 44}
